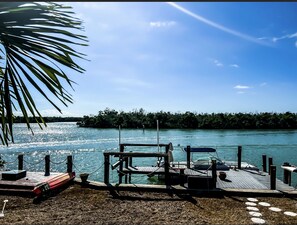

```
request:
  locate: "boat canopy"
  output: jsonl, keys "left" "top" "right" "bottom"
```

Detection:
{"left": 183, "top": 147, "right": 216, "bottom": 153}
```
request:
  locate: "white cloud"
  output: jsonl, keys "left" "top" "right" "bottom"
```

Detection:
{"left": 208, "top": 58, "right": 223, "bottom": 67}
{"left": 149, "top": 21, "right": 176, "bottom": 28}
{"left": 234, "top": 85, "right": 250, "bottom": 89}
{"left": 272, "top": 32, "right": 297, "bottom": 47}
{"left": 237, "top": 91, "right": 245, "bottom": 94}
{"left": 260, "top": 82, "right": 267, "bottom": 87}
{"left": 213, "top": 59, "right": 223, "bottom": 67}
{"left": 230, "top": 64, "right": 239, "bottom": 68}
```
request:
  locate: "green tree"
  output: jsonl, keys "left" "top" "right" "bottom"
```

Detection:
{"left": 0, "top": 2, "right": 88, "bottom": 145}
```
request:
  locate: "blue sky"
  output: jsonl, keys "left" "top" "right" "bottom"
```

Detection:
{"left": 34, "top": 2, "right": 297, "bottom": 117}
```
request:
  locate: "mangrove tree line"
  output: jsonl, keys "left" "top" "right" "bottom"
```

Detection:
{"left": 78, "top": 108, "right": 297, "bottom": 129}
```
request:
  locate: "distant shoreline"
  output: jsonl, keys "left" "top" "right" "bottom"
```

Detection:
{"left": 77, "top": 109, "right": 297, "bottom": 130}
{"left": 13, "top": 110, "right": 297, "bottom": 130}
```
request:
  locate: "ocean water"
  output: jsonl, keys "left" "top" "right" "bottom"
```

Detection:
{"left": 0, "top": 122, "right": 296, "bottom": 186}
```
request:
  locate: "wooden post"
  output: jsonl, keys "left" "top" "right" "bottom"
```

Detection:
{"left": 104, "top": 153, "right": 110, "bottom": 184}
{"left": 165, "top": 144, "right": 169, "bottom": 154}
{"left": 237, "top": 146, "right": 242, "bottom": 170}
{"left": 270, "top": 165, "right": 276, "bottom": 190}
{"left": 124, "top": 157, "right": 128, "bottom": 184}
{"left": 128, "top": 151, "right": 132, "bottom": 184}
{"left": 118, "top": 144, "right": 125, "bottom": 184}
{"left": 268, "top": 157, "right": 273, "bottom": 175}
{"left": 186, "top": 145, "right": 191, "bottom": 169}
{"left": 164, "top": 153, "right": 170, "bottom": 186}
{"left": 18, "top": 154, "right": 23, "bottom": 170}
{"left": 262, "top": 154, "right": 267, "bottom": 173}
{"left": 212, "top": 159, "right": 217, "bottom": 185}
{"left": 179, "top": 168, "right": 185, "bottom": 186}
{"left": 283, "top": 162, "right": 291, "bottom": 186}
{"left": 67, "top": 155, "right": 73, "bottom": 173}
{"left": 45, "top": 155, "right": 50, "bottom": 176}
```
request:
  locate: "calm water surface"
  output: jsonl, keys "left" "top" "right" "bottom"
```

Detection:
{"left": 0, "top": 122, "right": 296, "bottom": 185}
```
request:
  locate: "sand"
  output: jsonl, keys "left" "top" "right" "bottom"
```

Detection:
{"left": 0, "top": 184, "right": 296, "bottom": 225}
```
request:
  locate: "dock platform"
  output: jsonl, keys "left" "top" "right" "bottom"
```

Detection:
{"left": 104, "top": 167, "right": 297, "bottom": 197}
{"left": 0, "top": 171, "right": 73, "bottom": 197}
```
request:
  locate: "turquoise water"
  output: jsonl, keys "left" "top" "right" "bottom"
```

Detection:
{"left": 0, "top": 122, "right": 296, "bottom": 186}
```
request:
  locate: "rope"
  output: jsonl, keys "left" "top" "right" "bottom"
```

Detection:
{"left": 89, "top": 162, "right": 104, "bottom": 175}
{"left": 23, "top": 158, "right": 44, "bottom": 165}
{"left": 72, "top": 163, "right": 83, "bottom": 174}
{"left": 0, "top": 157, "right": 17, "bottom": 164}
{"left": 49, "top": 158, "right": 67, "bottom": 165}
{"left": 72, "top": 161, "right": 105, "bottom": 176}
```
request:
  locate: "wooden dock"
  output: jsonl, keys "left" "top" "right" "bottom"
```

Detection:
{"left": 0, "top": 171, "right": 71, "bottom": 196}
{"left": 99, "top": 143, "right": 297, "bottom": 197}
{"left": 75, "top": 168, "right": 297, "bottom": 197}
{"left": 0, "top": 154, "right": 75, "bottom": 197}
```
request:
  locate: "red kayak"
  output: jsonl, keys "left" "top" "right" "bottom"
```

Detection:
{"left": 33, "top": 172, "right": 75, "bottom": 197}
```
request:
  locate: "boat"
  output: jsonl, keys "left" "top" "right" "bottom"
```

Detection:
{"left": 33, "top": 172, "right": 75, "bottom": 197}
{"left": 170, "top": 146, "right": 259, "bottom": 172}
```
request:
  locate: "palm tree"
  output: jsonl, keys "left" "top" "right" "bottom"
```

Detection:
{"left": 0, "top": 2, "right": 88, "bottom": 145}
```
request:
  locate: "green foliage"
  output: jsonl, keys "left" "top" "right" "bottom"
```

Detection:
{"left": 0, "top": 2, "right": 88, "bottom": 145}
{"left": 79, "top": 108, "right": 297, "bottom": 129}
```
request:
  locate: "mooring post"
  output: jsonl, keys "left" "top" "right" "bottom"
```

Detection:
{"left": 283, "top": 162, "right": 291, "bottom": 185}
{"left": 212, "top": 159, "right": 217, "bottom": 185}
{"left": 237, "top": 146, "right": 242, "bottom": 170}
{"left": 262, "top": 154, "right": 267, "bottom": 173}
{"left": 124, "top": 157, "right": 128, "bottom": 184}
{"left": 270, "top": 165, "right": 276, "bottom": 190}
{"left": 104, "top": 153, "right": 110, "bottom": 184}
{"left": 179, "top": 168, "right": 185, "bottom": 186}
{"left": 18, "top": 154, "right": 23, "bottom": 170}
{"left": 67, "top": 155, "right": 73, "bottom": 173}
{"left": 268, "top": 157, "right": 273, "bottom": 175}
{"left": 45, "top": 155, "right": 50, "bottom": 176}
{"left": 164, "top": 153, "right": 170, "bottom": 186}
{"left": 119, "top": 144, "right": 124, "bottom": 184}
{"left": 186, "top": 145, "right": 191, "bottom": 169}
{"left": 128, "top": 151, "right": 132, "bottom": 184}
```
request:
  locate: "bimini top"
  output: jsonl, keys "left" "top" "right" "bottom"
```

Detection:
{"left": 183, "top": 147, "right": 216, "bottom": 153}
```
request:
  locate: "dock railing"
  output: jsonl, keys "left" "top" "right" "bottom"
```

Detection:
{"left": 103, "top": 143, "right": 171, "bottom": 185}
{"left": 5, "top": 154, "right": 73, "bottom": 176}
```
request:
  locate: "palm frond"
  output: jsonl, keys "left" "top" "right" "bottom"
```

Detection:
{"left": 0, "top": 2, "right": 88, "bottom": 145}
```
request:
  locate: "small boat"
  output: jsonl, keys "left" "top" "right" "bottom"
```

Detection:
{"left": 170, "top": 146, "right": 259, "bottom": 172}
{"left": 168, "top": 147, "right": 230, "bottom": 171}
{"left": 33, "top": 172, "right": 75, "bottom": 197}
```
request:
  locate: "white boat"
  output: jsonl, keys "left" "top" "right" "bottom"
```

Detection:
{"left": 170, "top": 146, "right": 259, "bottom": 172}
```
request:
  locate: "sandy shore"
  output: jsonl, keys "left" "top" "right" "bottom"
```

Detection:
{"left": 0, "top": 184, "right": 296, "bottom": 224}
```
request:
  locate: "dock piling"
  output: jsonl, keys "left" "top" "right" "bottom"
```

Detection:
{"left": 124, "top": 157, "right": 128, "bottom": 184}
{"left": 67, "top": 155, "right": 73, "bottom": 173}
{"left": 237, "top": 146, "right": 242, "bottom": 170}
{"left": 186, "top": 145, "right": 191, "bottom": 169}
{"left": 45, "top": 155, "right": 50, "bottom": 176}
{"left": 18, "top": 154, "right": 23, "bottom": 170}
{"left": 270, "top": 165, "right": 276, "bottom": 190}
{"left": 211, "top": 159, "right": 217, "bottom": 185}
{"left": 283, "top": 162, "right": 291, "bottom": 185}
{"left": 164, "top": 153, "right": 170, "bottom": 186}
{"left": 104, "top": 153, "right": 110, "bottom": 184}
{"left": 262, "top": 154, "right": 267, "bottom": 172}
{"left": 179, "top": 168, "right": 185, "bottom": 186}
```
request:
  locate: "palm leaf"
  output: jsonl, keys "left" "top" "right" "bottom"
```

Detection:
{"left": 0, "top": 2, "right": 88, "bottom": 145}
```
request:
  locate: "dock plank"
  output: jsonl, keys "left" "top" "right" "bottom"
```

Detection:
{"left": 215, "top": 170, "right": 268, "bottom": 189}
